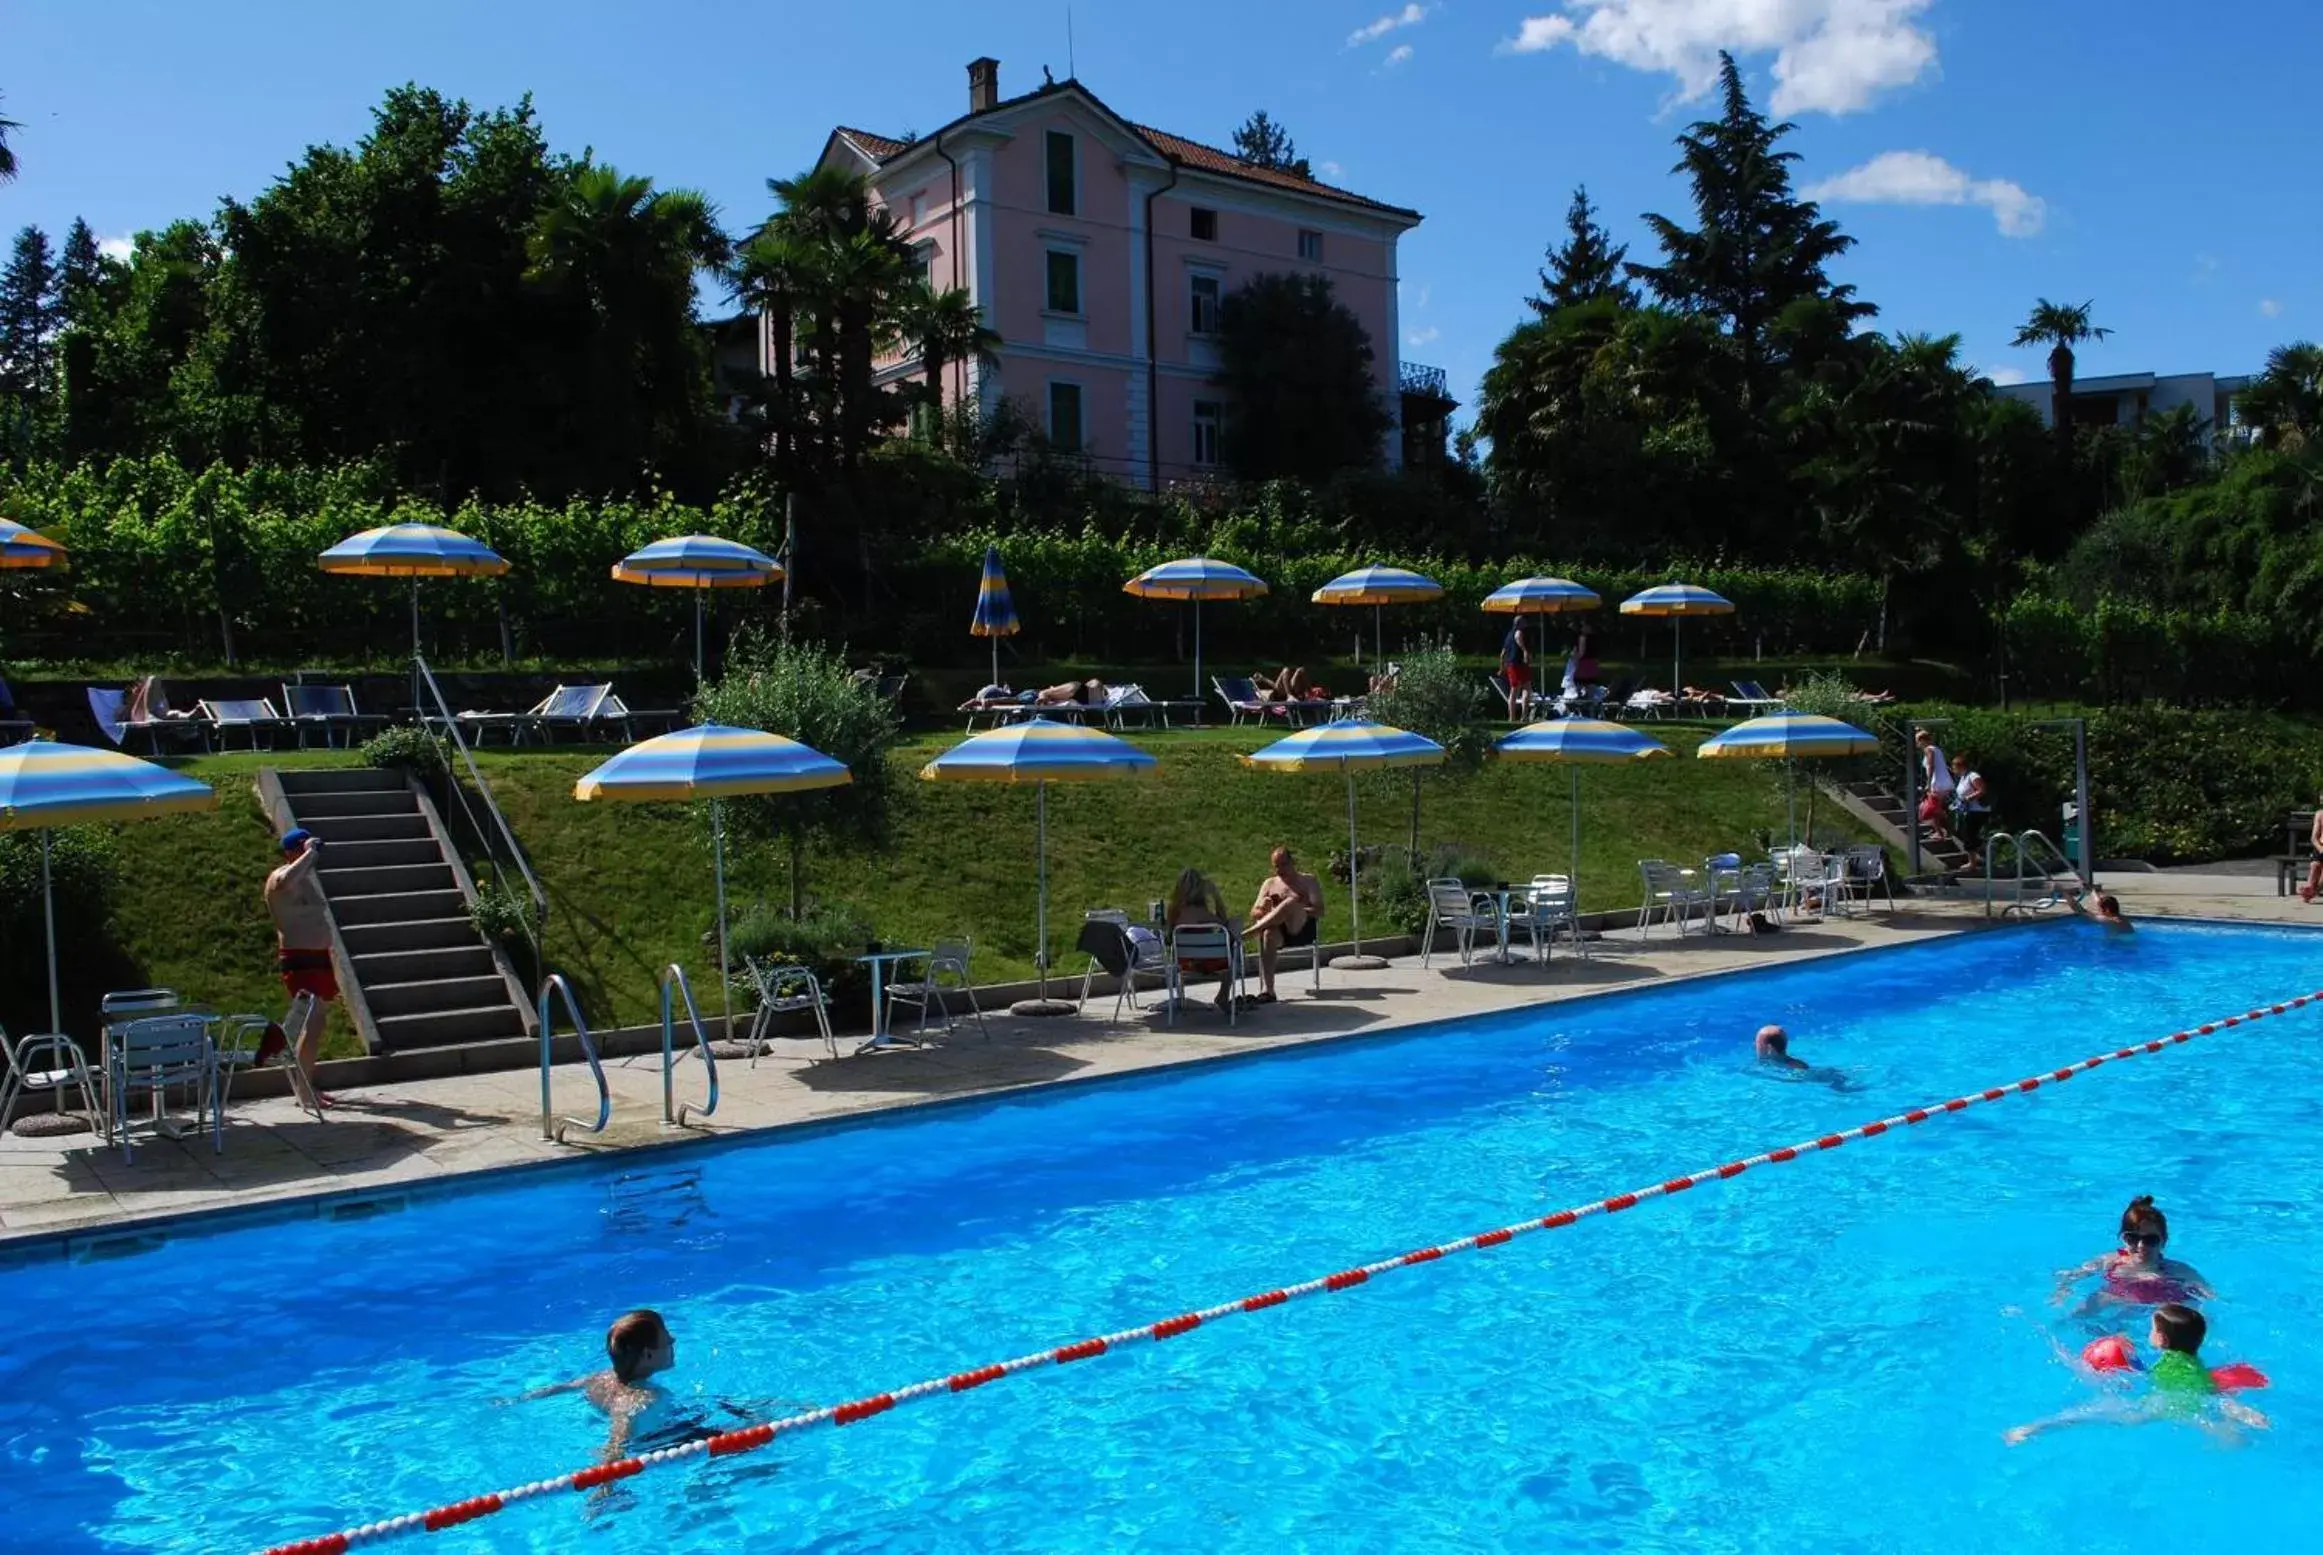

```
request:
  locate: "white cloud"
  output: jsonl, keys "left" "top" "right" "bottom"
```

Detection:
{"left": 2259, "top": 298, "right": 2283, "bottom": 318}
{"left": 1406, "top": 325, "right": 1442, "bottom": 346}
{"left": 98, "top": 236, "right": 134, "bottom": 262}
{"left": 1349, "top": 3, "right": 1429, "bottom": 46}
{"left": 1384, "top": 43, "right": 1415, "bottom": 66}
{"left": 1983, "top": 365, "right": 2029, "bottom": 386}
{"left": 1501, "top": 0, "right": 1939, "bottom": 116}
{"left": 1319, "top": 159, "right": 1346, "bottom": 179}
{"left": 1806, "top": 150, "right": 2047, "bottom": 237}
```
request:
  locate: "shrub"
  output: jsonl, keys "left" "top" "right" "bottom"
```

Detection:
{"left": 469, "top": 881, "right": 541, "bottom": 946}
{"left": 0, "top": 828, "right": 121, "bottom": 1036}
{"left": 1361, "top": 842, "right": 1499, "bottom": 936}
{"left": 361, "top": 724, "right": 448, "bottom": 779}
{"left": 725, "top": 901, "right": 876, "bottom": 1005}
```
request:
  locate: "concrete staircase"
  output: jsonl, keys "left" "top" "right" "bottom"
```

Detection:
{"left": 1836, "top": 780, "right": 1974, "bottom": 876}
{"left": 268, "top": 768, "right": 533, "bottom": 1053}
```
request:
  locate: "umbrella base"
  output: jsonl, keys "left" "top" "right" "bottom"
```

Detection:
{"left": 1009, "top": 998, "right": 1078, "bottom": 1018}
{"left": 1330, "top": 953, "right": 1390, "bottom": 971}
{"left": 10, "top": 1110, "right": 96, "bottom": 1138}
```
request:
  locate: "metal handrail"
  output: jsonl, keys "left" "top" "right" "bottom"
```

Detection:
{"left": 658, "top": 963, "right": 720, "bottom": 1128}
{"left": 538, "top": 973, "right": 611, "bottom": 1142}
{"left": 1984, "top": 829, "right": 2077, "bottom": 919}
{"left": 414, "top": 655, "right": 548, "bottom": 949}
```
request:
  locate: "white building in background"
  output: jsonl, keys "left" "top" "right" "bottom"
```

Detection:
{"left": 1995, "top": 368, "right": 2251, "bottom": 433}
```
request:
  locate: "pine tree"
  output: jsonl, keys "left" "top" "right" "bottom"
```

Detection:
{"left": 57, "top": 217, "right": 104, "bottom": 315}
{"left": 1530, "top": 185, "right": 1634, "bottom": 315}
{"left": 1230, "top": 110, "right": 1313, "bottom": 180}
{"left": 1626, "top": 53, "right": 1873, "bottom": 406}
{"left": 0, "top": 224, "right": 58, "bottom": 402}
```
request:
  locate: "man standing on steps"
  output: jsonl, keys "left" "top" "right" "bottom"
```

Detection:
{"left": 264, "top": 827, "right": 337, "bottom": 1112}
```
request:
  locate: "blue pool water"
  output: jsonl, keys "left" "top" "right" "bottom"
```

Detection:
{"left": 4, "top": 921, "right": 2322, "bottom": 1553}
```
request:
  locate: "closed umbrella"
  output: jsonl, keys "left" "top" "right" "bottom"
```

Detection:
{"left": 575, "top": 725, "right": 851, "bottom": 1046}
{"left": 1, "top": 517, "right": 68, "bottom": 570}
{"left": 317, "top": 523, "right": 510, "bottom": 661}
{"left": 0, "top": 740, "right": 216, "bottom": 1038}
{"left": 921, "top": 719, "right": 1157, "bottom": 1015}
{"left": 1696, "top": 711, "right": 1878, "bottom": 851}
{"left": 1123, "top": 558, "right": 1268, "bottom": 705}
{"left": 1312, "top": 566, "right": 1444, "bottom": 671}
{"left": 612, "top": 534, "right": 781, "bottom": 682}
{"left": 1243, "top": 719, "right": 1445, "bottom": 970}
{"left": 1482, "top": 576, "right": 1600, "bottom": 705}
{"left": 1618, "top": 584, "right": 1735, "bottom": 698}
{"left": 1493, "top": 719, "right": 1670, "bottom": 902}
{"left": 969, "top": 545, "right": 1021, "bottom": 689}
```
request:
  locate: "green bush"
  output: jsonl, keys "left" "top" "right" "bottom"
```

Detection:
{"left": 1362, "top": 842, "right": 1500, "bottom": 936}
{"left": 0, "top": 828, "right": 122, "bottom": 1037}
{"left": 725, "top": 901, "right": 876, "bottom": 1005}
{"left": 360, "top": 724, "right": 448, "bottom": 779}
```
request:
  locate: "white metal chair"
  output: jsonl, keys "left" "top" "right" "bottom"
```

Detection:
{"left": 1078, "top": 910, "right": 1167, "bottom": 1021}
{"left": 0, "top": 1022, "right": 102, "bottom": 1131}
{"left": 213, "top": 990, "right": 318, "bottom": 1106}
{"left": 743, "top": 957, "right": 836, "bottom": 1061}
{"left": 1715, "top": 861, "right": 1782, "bottom": 931}
{"left": 1165, "top": 923, "right": 1241, "bottom": 1026}
{"left": 885, "top": 939, "right": 988, "bottom": 1044}
{"left": 1420, "top": 879, "right": 1496, "bottom": 967}
{"left": 1833, "top": 844, "right": 1896, "bottom": 915}
{"left": 1505, "top": 875, "right": 1583, "bottom": 964}
{"left": 1637, "top": 860, "right": 1709, "bottom": 937}
{"left": 107, "top": 1012, "right": 221, "bottom": 1164}
{"left": 1773, "top": 847, "right": 1836, "bottom": 917}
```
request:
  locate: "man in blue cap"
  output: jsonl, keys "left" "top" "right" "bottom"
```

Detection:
{"left": 263, "top": 827, "right": 336, "bottom": 1110}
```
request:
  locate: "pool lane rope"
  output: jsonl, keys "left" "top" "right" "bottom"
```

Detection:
{"left": 255, "top": 991, "right": 2320, "bottom": 1555}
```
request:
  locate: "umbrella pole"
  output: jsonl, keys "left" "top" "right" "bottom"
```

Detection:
{"left": 1013, "top": 779, "right": 1074, "bottom": 1016}
{"left": 1570, "top": 766, "right": 1582, "bottom": 899}
{"left": 712, "top": 799, "right": 734, "bottom": 1044}
{"left": 694, "top": 592, "right": 706, "bottom": 684}
{"left": 1194, "top": 598, "right": 1203, "bottom": 709}
{"left": 1673, "top": 616, "right": 1682, "bottom": 698}
{"left": 42, "top": 830, "right": 61, "bottom": 1036}
{"left": 1787, "top": 760, "right": 1798, "bottom": 854}
{"left": 1333, "top": 771, "right": 1388, "bottom": 971}
{"left": 410, "top": 577, "right": 423, "bottom": 719}
{"left": 990, "top": 636, "right": 999, "bottom": 690}
{"left": 1374, "top": 604, "right": 1384, "bottom": 673}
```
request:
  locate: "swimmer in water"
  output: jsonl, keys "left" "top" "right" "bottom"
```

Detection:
{"left": 2066, "top": 887, "right": 2133, "bottom": 931}
{"left": 1753, "top": 1024, "right": 1861, "bottom": 1091}
{"left": 2005, "top": 1303, "right": 2267, "bottom": 1443}
{"left": 526, "top": 1309, "right": 679, "bottom": 1461}
{"left": 2056, "top": 1195, "right": 2214, "bottom": 1314}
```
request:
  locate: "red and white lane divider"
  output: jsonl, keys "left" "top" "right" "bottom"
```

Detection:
{"left": 254, "top": 992, "right": 2320, "bottom": 1555}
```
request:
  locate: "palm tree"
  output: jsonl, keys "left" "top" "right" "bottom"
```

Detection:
{"left": 2236, "top": 341, "right": 2323, "bottom": 451}
{"left": 895, "top": 281, "right": 1000, "bottom": 433}
{"left": 726, "top": 228, "right": 814, "bottom": 471}
{"left": 2011, "top": 299, "right": 2110, "bottom": 449}
{"left": 0, "top": 92, "right": 20, "bottom": 183}
{"left": 527, "top": 162, "right": 728, "bottom": 318}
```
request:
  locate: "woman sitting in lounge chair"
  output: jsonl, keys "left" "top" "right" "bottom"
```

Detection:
{"left": 1254, "top": 667, "right": 1311, "bottom": 703}
{"left": 1165, "top": 867, "right": 1235, "bottom": 1010}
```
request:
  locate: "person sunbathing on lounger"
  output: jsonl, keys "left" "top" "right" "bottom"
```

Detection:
{"left": 1246, "top": 846, "right": 1325, "bottom": 1002}
{"left": 1255, "top": 667, "right": 1312, "bottom": 703}
{"left": 1035, "top": 679, "right": 1104, "bottom": 708}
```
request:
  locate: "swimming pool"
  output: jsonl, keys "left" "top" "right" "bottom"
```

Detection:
{"left": 3, "top": 920, "right": 2320, "bottom": 1553}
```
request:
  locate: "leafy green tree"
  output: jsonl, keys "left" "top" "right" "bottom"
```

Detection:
{"left": 1361, "top": 638, "right": 1491, "bottom": 854}
{"left": 1214, "top": 272, "right": 1389, "bottom": 481}
{"left": 2010, "top": 298, "right": 2110, "bottom": 453}
{"left": 1231, "top": 110, "right": 1312, "bottom": 179}
{"left": 1530, "top": 186, "right": 1634, "bottom": 313}
{"left": 2237, "top": 341, "right": 2322, "bottom": 451}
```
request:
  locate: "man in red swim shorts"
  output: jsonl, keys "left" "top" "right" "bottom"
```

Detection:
{"left": 264, "top": 827, "right": 337, "bottom": 1111}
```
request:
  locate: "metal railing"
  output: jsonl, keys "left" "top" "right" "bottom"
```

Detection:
{"left": 1983, "top": 829, "right": 2079, "bottom": 918}
{"left": 414, "top": 655, "right": 548, "bottom": 952}
{"left": 537, "top": 974, "right": 611, "bottom": 1142}
{"left": 658, "top": 963, "right": 720, "bottom": 1128}
{"left": 1399, "top": 361, "right": 1451, "bottom": 399}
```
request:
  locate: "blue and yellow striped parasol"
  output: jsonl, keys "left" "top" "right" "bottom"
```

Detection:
{"left": 1124, "top": 558, "right": 1267, "bottom": 706}
{"left": 1246, "top": 719, "right": 1444, "bottom": 965}
{"left": 970, "top": 545, "right": 1021, "bottom": 688}
{"left": 1619, "top": 583, "right": 1736, "bottom": 695}
{"left": 1494, "top": 719, "right": 1671, "bottom": 896}
{"left": 1, "top": 516, "right": 68, "bottom": 570}
{"left": 577, "top": 725, "right": 850, "bottom": 1043}
{"left": 1698, "top": 712, "right": 1878, "bottom": 852}
{"left": 1312, "top": 565, "right": 1444, "bottom": 669}
{"left": 613, "top": 535, "right": 781, "bottom": 680}
{"left": 318, "top": 523, "right": 510, "bottom": 659}
{"left": 0, "top": 739, "right": 217, "bottom": 1033}
{"left": 923, "top": 719, "right": 1156, "bottom": 1011}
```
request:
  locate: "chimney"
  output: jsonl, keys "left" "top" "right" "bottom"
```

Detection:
{"left": 968, "top": 57, "right": 999, "bottom": 113}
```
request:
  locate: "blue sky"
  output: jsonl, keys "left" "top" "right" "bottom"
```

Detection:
{"left": 6, "top": 1, "right": 2314, "bottom": 415}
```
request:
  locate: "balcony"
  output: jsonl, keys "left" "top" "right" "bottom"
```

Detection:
{"left": 1399, "top": 360, "right": 1453, "bottom": 404}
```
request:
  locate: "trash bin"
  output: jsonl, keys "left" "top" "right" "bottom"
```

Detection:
{"left": 2060, "top": 802, "right": 2081, "bottom": 860}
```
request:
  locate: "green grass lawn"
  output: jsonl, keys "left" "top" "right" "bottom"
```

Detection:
{"left": 64, "top": 727, "right": 1870, "bottom": 1048}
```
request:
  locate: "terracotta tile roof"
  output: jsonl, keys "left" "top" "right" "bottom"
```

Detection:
{"left": 836, "top": 126, "right": 913, "bottom": 161}
{"left": 1131, "top": 125, "right": 1419, "bottom": 220}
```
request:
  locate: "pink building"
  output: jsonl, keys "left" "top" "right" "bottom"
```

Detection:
{"left": 809, "top": 58, "right": 1425, "bottom": 487}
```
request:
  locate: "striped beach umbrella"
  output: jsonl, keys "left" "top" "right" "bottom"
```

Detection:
{"left": 1, "top": 517, "right": 68, "bottom": 570}
{"left": 1124, "top": 558, "right": 1268, "bottom": 706}
{"left": 577, "top": 725, "right": 849, "bottom": 1046}
{"left": 1312, "top": 565, "right": 1445, "bottom": 669}
{"left": 1697, "top": 712, "right": 1878, "bottom": 851}
{"left": 613, "top": 535, "right": 781, "bottom": 681}
{"left": 970, "top": 545, "right": 1021, "bottom": 688}
{"left": 1494, "top": 719, "right": 1671, "bottom": 898}
{"left": 1482, "top": 577, "right": 1600, "bottom": 704}
{"left": 0, "top": 740, "right": 217, "bottom": 1035}
{"left": 1619, "top": 583, "right": 1736, "bottom": 697}
{"left": 317, "top": 524, "right": 510, "bottom": 659}
{"left": 1245, "top": 719, "right": 1445, "bottom": 967}
{"left": 922, "top": 719, "right": 1158, "bottom": 1014}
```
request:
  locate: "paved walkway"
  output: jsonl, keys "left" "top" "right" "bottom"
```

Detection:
{"left": 1, "top": 883, "right": 2302, "bottom": 1248}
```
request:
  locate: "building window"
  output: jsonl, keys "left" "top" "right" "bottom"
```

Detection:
{"left": 1192, "top": 400, "right": 1222, "bottom": 467}
{"left": 1297, "top": 229, "right": 1323, "bottom": 262}
{"left": 1189, "top": 274, "right": 1221, "bottom": 335}
{"left": 1190, "top": 207, "right": 1218, "bottom": 241}
{"left": 1045, "top": 250, "right": 1081, "bottom": 314}
{"left": 1048, "top": 382, "right": 1084, "bottom": 451}
{"left": 1046, "top": 131, "right": 1077, "bottom": 216}
{"left": 910, "top": 191, "right": 929, "bottom": 227}
{"left": 911, "top": 240, "right": 936, "bottom": 284}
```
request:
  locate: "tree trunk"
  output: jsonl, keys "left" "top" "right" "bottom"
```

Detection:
{"left": 2050, "top": 342, "right": 2075, "bottom": 454}
{"left": 771, "top": 299, "right": 795, "bottom": 477}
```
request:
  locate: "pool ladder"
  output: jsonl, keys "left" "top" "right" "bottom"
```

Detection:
{"left": 1983, "top": 829, "right": 2081, "bottom": 918}
{"left": 658, "top": 963, "right": 719, "bottom": 1128}
{"left": 538, "top": 974, "right": 611, "bottom": 1143}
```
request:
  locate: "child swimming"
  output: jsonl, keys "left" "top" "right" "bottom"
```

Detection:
{"left": 2055, "top": 1195, "right": 2214, "bottom": 1313}
{"left": 2006, "top": 1303, "right": 2268, "bottom": 1443}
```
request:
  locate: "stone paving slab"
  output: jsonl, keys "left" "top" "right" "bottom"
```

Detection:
{"left": 0, "top": 888, "right": 2298, "bottom": 1252}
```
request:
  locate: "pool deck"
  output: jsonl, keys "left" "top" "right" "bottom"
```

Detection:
{"left": 1, "top": 876, "right": 2299, "bottom": 1250}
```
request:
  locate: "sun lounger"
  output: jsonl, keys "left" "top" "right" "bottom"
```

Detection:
{"left": 92, "top": 680, "right": 211, "bottom": 753}
{"left": 1728, "top": 680, "right": 1782, "bottom": 714}
{"left": 280, "top": 682, "right": 389, "bottom": 749}
{"left": 198, "top": 697, "right": 292, "bottom": 752}
{"left": 0, "top": 676, "right": 32, "bottom": 746}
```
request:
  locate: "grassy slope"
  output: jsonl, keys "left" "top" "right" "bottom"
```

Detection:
{"left": 86, "top": 728, "right": 1866, "bottom": 1043}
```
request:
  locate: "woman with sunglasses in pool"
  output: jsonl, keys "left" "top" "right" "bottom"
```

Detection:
{"left": 2056, "top": 1195, "right": 2215, "bottom": 1313}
